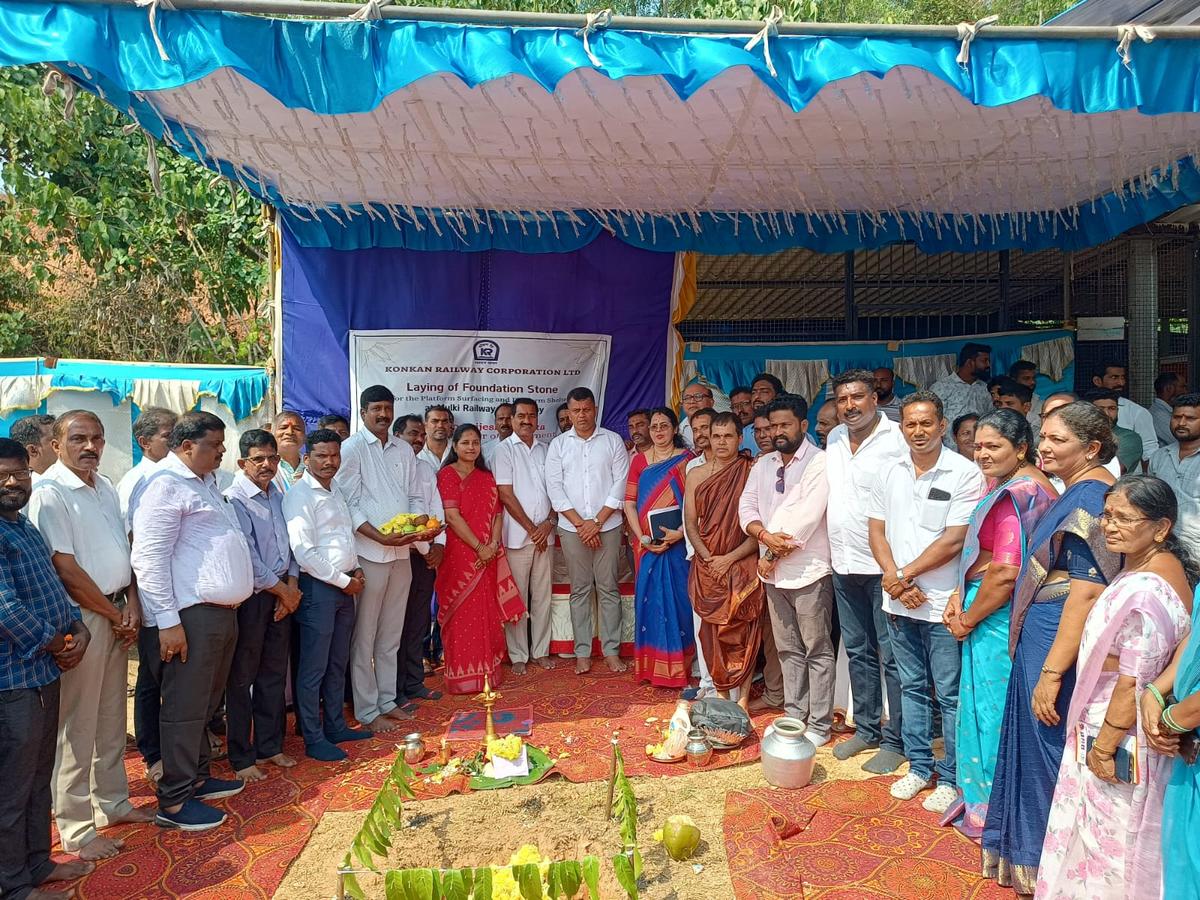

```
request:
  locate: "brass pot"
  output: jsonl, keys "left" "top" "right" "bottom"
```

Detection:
{"left": 403, "top": 732, "right": 426, "bottom": 765}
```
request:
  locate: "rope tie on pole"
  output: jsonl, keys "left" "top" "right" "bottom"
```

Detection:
{"left": 954, "top": 14, "right": 998, "bottom": 68}
{"left": 575, "top": 9, "right": 613, "bottom": 69}
{"left": 349, "top": 0, "right": 392, "bottom": 22}
{"left": 1116, "top": 23, "right": 1156, "bottom": 69}
{"left": 745, "top": 5, "right": 784, "bottom": 78}
{"left": 134, "top": 0, "right": 177, "bottom": 62}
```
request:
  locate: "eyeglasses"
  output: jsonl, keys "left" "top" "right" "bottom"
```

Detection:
{"left": 1099, "top": 512, "right": 1151, "bottom": 529}
{"left": 243, "top": 454, "right": 281, "bottom": 466}
{"left": 776, "top": 465, "right": 786, "bottom": 494}
{"left": 0, "top": 468, "right": 31, "bottom": 483}
{"left": 682, "top": 393, "right": 713, "bottom": 403}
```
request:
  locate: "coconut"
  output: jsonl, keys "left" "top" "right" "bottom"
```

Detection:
{"left": 660, "top": 814, "right": 701, "bottom": 861}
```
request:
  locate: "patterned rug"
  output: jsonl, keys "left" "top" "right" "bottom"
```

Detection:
{"left": 50, "top": 664, "right": 769, "bottom": 898}
{"left": 722, "top": 778, "right": 1012, "bottom": 900}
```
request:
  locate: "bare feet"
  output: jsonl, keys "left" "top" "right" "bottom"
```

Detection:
{"left": 604, "top": 654, "right": 628, "bottom": 673}
{"left": 383, "top": 707, "right": 413, "bottom": 722}
{"left": 511, "top": 662, "right": 527, "bottom": 676}
{"left": 235, "top": 764, "right": 269, "bottom": 782}
{"left": 258, "top": 752, "right": 297, "bottom": 769}
{"left": 78, "top": 836, "right": 123, "bottom": 861}
{"left": 44, "top": 860, "right": 95, "bottom": 881}
{"left": 368, "top": 716, "right": 401, "bottom": 732}
{"left": 534, "top": 656, "right": 556, "bottom": 670}
{"left": 109, "top": 805, "right": 156, "bottom": 824}
{"left": 575, "top": 658, "right": 592, "bottom": 675}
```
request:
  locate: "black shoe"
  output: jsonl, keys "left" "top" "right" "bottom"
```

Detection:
{"left": 409, "top": 686, "right": 443, "bottom": 701}
{"left": 193, "top": 777, "right": 246, "bottom": 801}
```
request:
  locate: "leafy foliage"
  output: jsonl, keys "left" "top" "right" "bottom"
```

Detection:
{"left": 0, "top": 65, "right": 268, "bottom": 363}
{"left": 609, "top": 744, "right": 642, "bottom": 899}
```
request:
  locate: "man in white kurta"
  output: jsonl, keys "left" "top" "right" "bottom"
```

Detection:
{"left": 27, "top": 411, "right": 155, "bottom": 858}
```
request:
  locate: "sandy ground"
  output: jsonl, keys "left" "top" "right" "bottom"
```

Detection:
{"left": 277, "top": 741, "right": 887, "bottom": 900}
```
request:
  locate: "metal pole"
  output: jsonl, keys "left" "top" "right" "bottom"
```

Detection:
{"left": 998, "top": 249, "right": 1011, "bottom": 331}
{"left": 1127, "top": 238, "right": 1159, "bottom": 408}
{"left": 1190, "top": 240, "right": 1200, "bottom": 389}
{"left": 843, "top": 251, "right": 857, "bottom": 340}
{"left": 13, "top": 0, "right": 1200, "bottom": 40}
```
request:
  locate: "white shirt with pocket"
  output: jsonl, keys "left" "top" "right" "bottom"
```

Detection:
{"left": 493, "top": 434, "right": 551, "bottom": 550}
{"left": 867, "top": 446, "right": 986, "bottom": 622}
{"left": 544, "top": 427, "right": 629, "bottom": 533}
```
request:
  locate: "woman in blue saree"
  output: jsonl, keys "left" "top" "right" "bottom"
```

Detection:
{"left": 944, "top": 410, "right": 1056, "bottom": 841}
{"left": 980, "top": 402, "right": 1121, "bottom": 895}
{"left": 1144, "top": 580, "right": 1200, "bottom": 899}
{"left": 623, "top": 407, "right": 695, "bottom": 687}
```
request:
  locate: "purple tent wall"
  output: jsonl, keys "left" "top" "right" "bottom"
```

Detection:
{"left": 279, "top": 225, "right": 675, "bottom": 434}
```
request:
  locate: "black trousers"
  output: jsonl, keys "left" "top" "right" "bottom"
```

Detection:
{"left": 397, "top": 554, "right": 437, "bottom": 700}
{"left": 225, "top": 590, "right": 291, "bottom": 771}
{"left": 134, "top": 623, "right": 162, "bottom": 767}
{"left": 158, "top": 605, "right": 238, "bottom": 809}
{"left": 0, "top": 680, "right": 60, "bottom": 900}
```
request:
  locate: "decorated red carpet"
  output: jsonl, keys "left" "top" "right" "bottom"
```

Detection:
{"left": 722, "top": 777, "right": 1012, "bottom": 900}
{"left": 48, "top": 664, "right": 766, "bottom": 898}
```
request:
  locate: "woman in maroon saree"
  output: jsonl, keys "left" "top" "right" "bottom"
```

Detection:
{"left": 436, "top": 424, "right": 525, "bottom": 695}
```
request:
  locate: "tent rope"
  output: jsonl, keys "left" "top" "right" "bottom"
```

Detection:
{"left": 575, "top": 9, "right": 613, "bottom": 68}
{"left": 134, "top": 0, "right": 177, "bottom": 62}
{"left": 954, "top": 14, "right": 998, "bottom": 68}
{"left": 744, "top": 5, "right": 784, "bottom": 78}
{"left": 1116, "top": 23, "right": 1156, "bottom": 69}
{"left": 349, "top": 0, "right": 393, "bottom": 22}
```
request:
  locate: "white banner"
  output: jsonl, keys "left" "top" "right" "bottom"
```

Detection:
{"left": 349, "top": 329, "right": 611, "bottom": 442}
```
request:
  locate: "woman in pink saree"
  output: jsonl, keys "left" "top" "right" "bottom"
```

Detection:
{"left": 436, "top": 424, "right": 526, "bottom": 695}
{"left": 1036, "top": 476, "right": 1195, "bottom": 899}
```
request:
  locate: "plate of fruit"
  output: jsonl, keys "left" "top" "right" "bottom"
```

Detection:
{"left": 380, "top": 512, "right": 442, "bottom": 538}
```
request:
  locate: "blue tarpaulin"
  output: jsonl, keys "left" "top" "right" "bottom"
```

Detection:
{"left": 3, "top": 2, "right": 1200, "bottom": 254}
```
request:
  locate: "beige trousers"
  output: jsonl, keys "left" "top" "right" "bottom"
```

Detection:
{"left": 54, "top": 607, "right": 135, "bottom": 850}
{"left": 504, "top": 544, "right": 554, "bottom": 664}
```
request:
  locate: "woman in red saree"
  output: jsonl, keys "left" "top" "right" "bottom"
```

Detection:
{"left": 436, "top": 424, "right": 526, "bottom": 695}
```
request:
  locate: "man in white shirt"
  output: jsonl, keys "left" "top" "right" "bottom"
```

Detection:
{"left": 116, "top": 407, "right": 177, "bottom": 526}
{"left": 825, "top": 369, "right": 909, "bottom": 775}
{"left": 482, "top": 403, "right": 514, "bottom": 467}
{"left": 494, "top": 398, "right": 557, "bottom": 675}
{"left": 270, "top": 410, "right": 307, "bottom": 494}
{"left": 1091, "top": 361, "right": 1158, "bottom": 463}
{"left": 930, "top": 342, "right": 993, "bottom": 447}
{"left": 223, "top": 430, "right": 303, "bottom": 783}
{"left": 682, "top": 408, "right": 717, "bottom": 698}
{"left": 545, "top": 388, "right": 630, "bottom": 675}
{"left": 334, "top": 386, "right": 430, "bottom": 732}
{"left": 393, "top": 415, "right": 446, "bottom": 709}
{"left": 10, "top": 414, "right": 56, "bottom": 480}
{"left": 283, "top": 429, "right": 371, "bottom": 763}
{"left": 131, "top": 412, "right": 255, "bottom": 832}
{"left": 418, "top": 405, "right": 454, "bottom": 470}
{"left": 1152, "top": 372, "right": 1183, "bottom": 448}
{"left": 738, "top": 396, "right": 835, "bottom": 747}
{"left": 27, "top": 411, "right": 154, "bottom": 858}
{"left": 1149, "top": 393, "right": 1200, "bottom": 558}
{"left": 678, "top": 382, "right": 715, "bottom": 449}
{"left": 868, "top": 390, "right": 985, "bottom": 813}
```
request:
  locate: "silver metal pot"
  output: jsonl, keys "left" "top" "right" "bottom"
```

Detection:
{"left": 760, "top": 717, "right": 815, "bottom": 789}
{"left": 403, "top": 732, "right": 426, "bottom": 765}
{"left": 685, "top": 728, "right": 713, "bottom": 767}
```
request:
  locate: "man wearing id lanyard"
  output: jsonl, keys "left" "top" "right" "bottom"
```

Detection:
{"left": 867, "top": 390, "right": 985, "bottom": 815}
{"left": 27, "top": 411, "right": 155, "bottom": 860}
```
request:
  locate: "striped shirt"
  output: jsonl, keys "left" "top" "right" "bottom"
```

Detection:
{"left": 0, "top": 515, "right": 80, "bottom": 690}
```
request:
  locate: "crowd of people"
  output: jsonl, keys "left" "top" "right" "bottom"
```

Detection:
{"left": 2, "top": 344, "right": 1199, "bottom": 899}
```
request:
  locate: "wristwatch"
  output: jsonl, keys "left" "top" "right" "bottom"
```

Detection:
{"left": 894, "top": 568, "right": 906, "bottom": 581}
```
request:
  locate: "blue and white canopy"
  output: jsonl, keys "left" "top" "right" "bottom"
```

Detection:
{"left": 5, "top": 1, "right": 1200, "bottom": 253}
